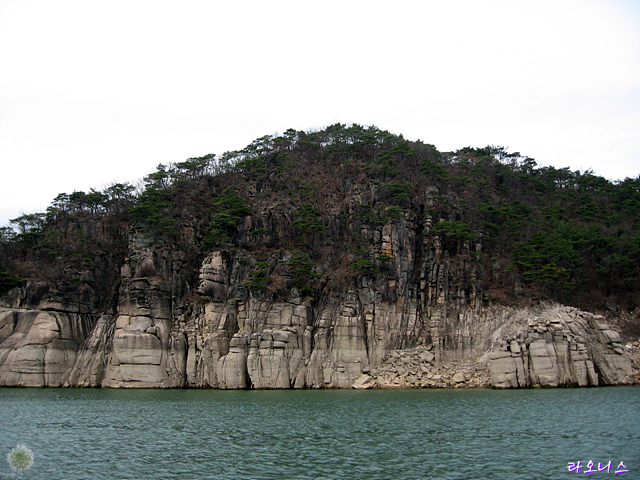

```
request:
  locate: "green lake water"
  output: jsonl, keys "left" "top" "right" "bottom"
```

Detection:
{"left": 1, "top": 387, "right": 638, "bottom": 480}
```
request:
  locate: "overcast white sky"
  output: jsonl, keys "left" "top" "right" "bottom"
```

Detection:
{"left": 1, "top": 0, "right": 639, "bottom": 227}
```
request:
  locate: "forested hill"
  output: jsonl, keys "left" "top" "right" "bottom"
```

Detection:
{"left": 1, "top": 124, "right": 639, "bottom": 320}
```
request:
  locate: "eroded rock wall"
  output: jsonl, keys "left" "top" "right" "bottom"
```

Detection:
{"left": 0, "top": 220, "right": 636, "bottom": 389}
{"left": 487, "top": 306, "right": 633, "bottom": 388}
{"left": 0, "top": 308, "right": 95, "bottom": 386}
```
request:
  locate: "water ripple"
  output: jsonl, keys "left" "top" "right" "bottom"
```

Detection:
{"left": 0, "top": 387, "right": 638, "bottom": 479}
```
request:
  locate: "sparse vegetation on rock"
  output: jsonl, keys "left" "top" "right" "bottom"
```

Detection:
{"left": 0, "top": 124, "right": 638, "bottom": 388}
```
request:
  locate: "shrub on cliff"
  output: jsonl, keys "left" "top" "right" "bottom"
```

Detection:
{"left": 203, "top": 187, "right": 251, "bottom": 248}
{"left": 0, "top": 267, "right": 21, "bottom": 295}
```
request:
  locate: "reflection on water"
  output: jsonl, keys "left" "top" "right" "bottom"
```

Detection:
{"left": 1, "top": 387, "right": 639, "bottom": 479}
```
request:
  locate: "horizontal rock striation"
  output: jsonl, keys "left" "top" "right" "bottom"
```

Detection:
{"left": 0, "top": 309, "right": 94, "bottom": 387}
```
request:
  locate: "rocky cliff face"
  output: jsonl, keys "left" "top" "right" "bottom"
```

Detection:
{"left": 0, "top": 226, "right": 634, "bottom": 389}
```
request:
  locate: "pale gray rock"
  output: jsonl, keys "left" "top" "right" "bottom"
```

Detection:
{"left": 0, "top": 309, "right": 94, "bottom": 387}
{"left": 218, "top": 334, "right": 249, "bottom": 389}
{"left": 486, "top": 306, "right": 632, "bottom": 388}
{"left": 528, "top": 340, "right": 558, "bottom": 387}
{"left": 489, "top": 352, "right": 518, "bottom": 389}
{"left": 66, "top": 314, "right": 114, "bottom": 387}
{"left": 0, "top": 309, "right": 17, "bottom": 343}
{"left": 114, "top": 332, "right": 162, "bottom": 365}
